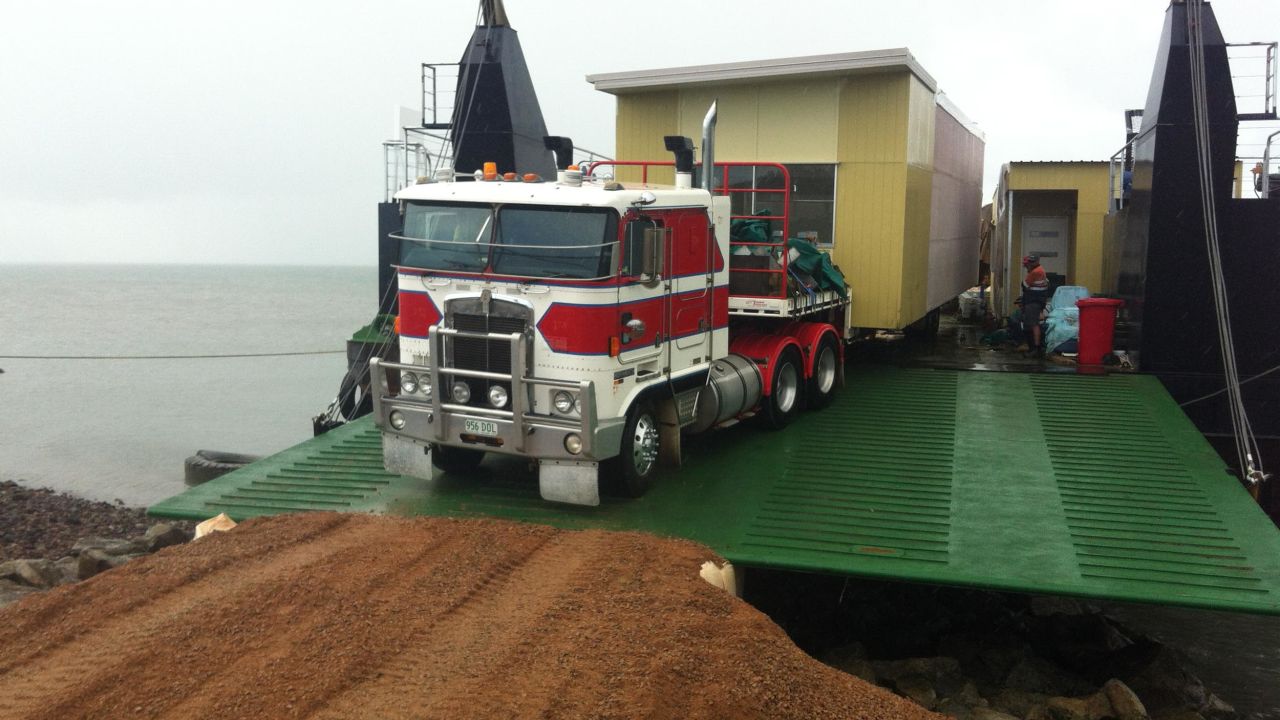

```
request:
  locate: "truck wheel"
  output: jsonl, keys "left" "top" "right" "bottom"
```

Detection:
{"left": 806, "top": 334, "right": 840, "bottom": 410}
{"left": 605, "top": 401, "right": 660, "bottom": 498}
{"left": 431, "top": 445, "right": 485, "bottom": 474}
{"left": 759, "top": 347, "right": 803, "bottom": 429}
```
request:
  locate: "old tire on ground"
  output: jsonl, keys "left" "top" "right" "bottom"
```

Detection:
{"left": 758, "top": 347, "right": 804, "bottom": 430}
{"left": 184, "top": 449, "right": 261, "bottom": 485}
{"left": 431, "top": 445, "right": 485, "bottom": 474}
{"left": 604, "top": 401, "right": 660, "bottom": 498}
{"left": 806, "top": 334, "right": 840, "bottom": 410}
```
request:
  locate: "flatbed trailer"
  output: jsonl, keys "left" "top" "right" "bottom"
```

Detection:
{"left": 151, "top": 365, "right": 1280, "bottom": 616}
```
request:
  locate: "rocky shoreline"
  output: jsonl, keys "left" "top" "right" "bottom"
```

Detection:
{"left": 748, "top": 568, "right": 1260, "bottom": 720}
{"left": 0, "top": 482, "right": 1266, "bottom": 720}
{"left": 0, "top": 480, "right": 193, "bottom": 606}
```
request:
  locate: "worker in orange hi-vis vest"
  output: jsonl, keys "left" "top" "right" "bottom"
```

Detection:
{"left": 1020, "top": 255, "right": 1051, "bottom": 358}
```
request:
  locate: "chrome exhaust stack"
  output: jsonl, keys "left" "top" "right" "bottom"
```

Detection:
{"left": 701, "top": 100, "right": 717, "bottom": 190}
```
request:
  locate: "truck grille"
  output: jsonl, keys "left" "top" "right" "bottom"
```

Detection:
{"left": 450, "top": 313, "right": 526, "bottom": 374}
{"left": 442, "top": 298, "right": 531, "bottom": 410}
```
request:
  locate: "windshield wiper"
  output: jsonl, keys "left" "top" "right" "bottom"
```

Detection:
{"left": 435, "top": 259, "right": 480, "bottom": 270}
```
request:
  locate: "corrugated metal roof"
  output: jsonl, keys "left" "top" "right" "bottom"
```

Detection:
{"left": 586, "top": 48, "right": 937, "bottom": 94}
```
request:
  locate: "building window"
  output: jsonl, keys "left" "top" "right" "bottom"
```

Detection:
{"left": 708, "top": 164, "right": 837, "bottom": 247}
{"left": 786, "top": 164, "right": 837, "bottom": 248}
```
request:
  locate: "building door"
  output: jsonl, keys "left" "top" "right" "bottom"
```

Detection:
{"left": 1022, "top": 216, "right": 1070, "bottom": 278}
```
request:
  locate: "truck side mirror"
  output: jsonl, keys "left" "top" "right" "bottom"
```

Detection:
{"left": 641, "top": 227, "right": 664, "bottom": 285}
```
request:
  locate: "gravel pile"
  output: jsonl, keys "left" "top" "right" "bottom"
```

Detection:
{"left": 0, "top": 512, "right": 941, "bottom": 720}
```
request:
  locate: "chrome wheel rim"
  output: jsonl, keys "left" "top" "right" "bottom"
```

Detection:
{"left": 815, "top": 345, "right": 837, "bottom": 394}
{"left": 776, "top": 362, "right": 799, "bottom": 413}
{"left": 632, "top": 413, "right": 659, "bottom": 476}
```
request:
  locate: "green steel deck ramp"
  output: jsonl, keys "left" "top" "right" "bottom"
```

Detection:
{"left": 150, "top": 367, "right": 1280, "bottom": 615}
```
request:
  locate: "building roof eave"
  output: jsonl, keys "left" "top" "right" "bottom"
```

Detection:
{"left": 586, "top": 48, "right": 938, "bottom": 94}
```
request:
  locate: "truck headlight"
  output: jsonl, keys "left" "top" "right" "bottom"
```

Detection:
{"left": 389, "top": 410, "right": 406, "bottom": 430}
{"left": 422, "top": 381, "right": 432, "bottom": 398}
{"left": 401, "top": 372, "right": 418, "bottom": 394}
{"left": 452, "top": 381, "right": 471, "bottom": 403}
{"left": 553, "top": 390, "right": 576, "bottom": 414}
{"left": 488, "top": 385, "right": 508, "bottom": 408}
{"left": 564, "top": 433, "right": 583, "bottom": 455}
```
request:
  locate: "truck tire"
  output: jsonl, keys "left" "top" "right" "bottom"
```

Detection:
{"left": 806, "top": 334, "right": 840, "bottom": 410}
{"left": 431, "top": 445, "right": 485, "bottom": 474}
{"left": 759, "top": 347, "right": 804, "bottom": 429}
{"left": 605, "top": 401, "right": 660, "bottom": 498}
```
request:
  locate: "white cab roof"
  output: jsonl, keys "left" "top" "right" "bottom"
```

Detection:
{"left": 394, "top": 179, "right": 710, "bottom": 210}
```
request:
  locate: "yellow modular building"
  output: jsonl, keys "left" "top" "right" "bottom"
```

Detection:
{"left": 990, "top": 162, "right": 1112, "bottom": 317}
{"left": 991, "top": 160, "right": 1247, "bottom": 317}
{"left": 587, "top": 50, "right": 984, "bottom": 332}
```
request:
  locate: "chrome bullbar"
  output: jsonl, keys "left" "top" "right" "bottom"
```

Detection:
{"left": 371, "top": 327, "right": 605, "bottom": 460}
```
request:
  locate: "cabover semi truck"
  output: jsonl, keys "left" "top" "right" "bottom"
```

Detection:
{"left": 372, "top": 106, "right": 851, "bottom": 505}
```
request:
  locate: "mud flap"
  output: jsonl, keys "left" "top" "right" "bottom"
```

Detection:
{"left": 656, "top": 396, "right": 682, "bottom": 468}
{"left": 539, "top": 460, "right": 600, "bottom": 506}
{"left": 382, "top": 432, "right": 434, "bottom": 480}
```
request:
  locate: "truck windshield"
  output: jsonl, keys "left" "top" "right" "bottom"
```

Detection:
{"left": 399, "top": 202, "right": 491, "bottom": 272}
{"left": 492, "top": 206, "right": 616, "bottom": 279}
{"left": 399, "top": 201, "right": 617, "bottom": 280}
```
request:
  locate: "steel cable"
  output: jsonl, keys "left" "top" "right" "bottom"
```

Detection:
{"left": 0, "top": 351, "right": 344, "bottom": 360}
{"left": 1179, "top": 362, "right": 1280, "bottom": 407}
{"left": 1187, "top": 0, "right": 1268, "bottom": 484}
{"left": 320, "top": 268, "right": 403, "bottom": 423}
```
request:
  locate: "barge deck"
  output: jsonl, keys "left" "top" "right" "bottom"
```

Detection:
{"left": 150, "top": 365, "right": 1280, "bottom": 615}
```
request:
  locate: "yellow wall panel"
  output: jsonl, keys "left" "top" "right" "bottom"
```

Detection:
{"left": 678, "top": 86, "right": 760, "bottom": 160}
{"left": 755, "top": 79, "right": 840, "bottom": 161}
{"left": 1073, "top": 210, "right": 1105, "bottom": 291}
{"left": 674, "top": 80, "right": 839, "bottom": 163}
{"left": 832, "top": 72, "right": 915, "bottom": 328}
{"left": 834, "top": 163, "right": 908, "bottom": 328}
{"left": 615, "top": 92, "right": 679, "bottom": 184}
{"left": 837, "top": 73, "right": 909, "bottom": 164}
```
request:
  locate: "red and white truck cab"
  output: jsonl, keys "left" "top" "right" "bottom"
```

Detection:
{"left": 372, "top": 107, "right": 848, "bottom": 505}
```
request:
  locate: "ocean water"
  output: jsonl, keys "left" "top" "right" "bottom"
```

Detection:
{"left": 0, "top": 264, "right": 376, "bottom": 506}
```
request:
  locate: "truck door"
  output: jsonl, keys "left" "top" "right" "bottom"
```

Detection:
{"left": 618, "top": 213, "right": 672, "bottom": 379}
{"left": 669, "top": 208, "right": 715, "bottom": 366}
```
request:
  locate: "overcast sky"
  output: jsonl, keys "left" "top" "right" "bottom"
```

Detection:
{"left": 1, "top": 0, "right": 1277, "bottom": 265}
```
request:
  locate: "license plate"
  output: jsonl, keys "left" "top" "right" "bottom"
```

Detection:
{"left": 463, "top": 419, "right": 498, "bottom": 437}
